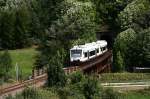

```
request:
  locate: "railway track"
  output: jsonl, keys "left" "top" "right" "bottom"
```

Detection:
{"left": 0, "top": 74, "right": 47, "bottom": 97}
{"left": 0, "top": 67, "right": 77, "bottom": 97}
{"left": 0, "top": 50, "right": 112, "bottom": 97}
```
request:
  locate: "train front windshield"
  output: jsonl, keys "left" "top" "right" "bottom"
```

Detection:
{"left": 71, "top": 50, "right": 82, "bottom": 58}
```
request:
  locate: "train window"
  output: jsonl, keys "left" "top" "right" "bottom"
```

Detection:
{"left": 96, "top": 49, "right": 99, "bottom": 53}
{"left": 104, "top": 47, "right": 106, "bottom": 50}
{"left": 101, "top": 47, "right": 106, "bottom": 51}
{"left": 84, "top": 52, "right": 88, "bottom": 57}
{"left": 90, "top": 50, "right": 95, "bottom": 56}
{"left": 101, "top": 48, "right": 103, "bottom": 51}
{"left": 71, "top": 50, "right": 82, "bottom": 58}
{"left": 103, "top": 47, "right": 105, "bottom": 51}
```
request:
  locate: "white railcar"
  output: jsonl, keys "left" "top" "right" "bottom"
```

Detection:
{"left": 70, "top": 40, "right": 108, "bottom": 62}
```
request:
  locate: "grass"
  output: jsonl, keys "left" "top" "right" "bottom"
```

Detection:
{"left": 98, "top": 73, "right": 150, "bottom": 99}
{"left": 124, "top": 93, "right": 150, "bottom": 99}
{"left": 121, "top": 88, "right": 150, "bottom": 99}
{"left": 38, "top": 88, "right": 59, "bottom": 99}
{"left": 99, "top": 73, "right": 150, "bottom": 82}
{"left": 2, "top": 48, "right": 38, "bottom": 81}
{"left": 10, "top": 87, "right": 150, "bottom": 99}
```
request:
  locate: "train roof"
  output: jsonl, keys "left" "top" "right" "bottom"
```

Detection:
{"left": 70, "top": 40, "right": 107, "bottom": 52}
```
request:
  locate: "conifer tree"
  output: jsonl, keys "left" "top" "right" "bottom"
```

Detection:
{"left": 0, "top": 50, "right": 12, "bottom": 79}
{"left": 47, "top": 50, "right": 66, "bottom": 87}
{"left": 115, "top": 51, "right": 124, "bottom": 72}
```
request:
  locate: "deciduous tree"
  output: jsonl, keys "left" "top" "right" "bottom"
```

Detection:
{"left": 113, "top": 28, "right": 136, "bottom": 71}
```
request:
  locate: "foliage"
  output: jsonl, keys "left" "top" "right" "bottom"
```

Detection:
{"left": 0, "top": 0, "right": 32, "bottom": 49}
{"left": 114, "top": 28, "right": 136, "bottom": 57}
{"left": 36, "top": 0, "right": 97, "bottom": 87}
{"left": 99, "top": 73, "right": 150, "bottom": 82}
{"left": 58, "top": 0, "right": 96, "bottom": 45}
{"left": 35, "top": 0, "right": 63, "bottom": 27}
{"left": 119, "top": 0, "right": 150, "bottom": 30}
{"left": 0, "top": 48, "right": 38, "bottom": 81}
{"left": 113, "top": 28, "right": 136, "bottom": 71}
{"left": 36, "top": 0, "right": 96, "bottom": 67}
{"left": 57, "top": 87, "right": 70, "bottom": 99}
{"left": 22, "top": 88, "right": 39, "bottom": 99}
{"left": 91, "top": 0, "right": 133, "bottom": 34}
{"left": 47, "top": 50, "right": 66, "bottom": 87}
{"left": 0, "top": 50, "right": 12, "bottom": 80}
{"left": 6, "top": 86, "right": 150, "bottom": 99}
{"left": 81, "top": 76, "right": 100, "bottom": 99}
{"left": 27, "top": 0, "right": 64, "bottom": 41}
{"left": 6, "top": 73, "right": 150, "bottom": 99}
{"left": 126, "top": 28, "right": 150, "bottom": 68}
{"left": 91, "top": 0, "right": 116, "bottom": 24}
{"left": 69, "top": 71, "right": 84, "bottom": 84}
{"left": 6, "top": 75, "right": 101, "bottom": 99}
{"left": 101, "top": 88, "right": 120, "bottom": 99}
{"left": 115, "top": 0, "right": 150, "bottom": 71}
{"left": 115, "top": 51, "right": 124, "bottom": 72}
{"left": 55, "top": 74, "right": 102, "bottom": 99}
{"left": 0, "top": 0, "right": 66, "bottom": 50}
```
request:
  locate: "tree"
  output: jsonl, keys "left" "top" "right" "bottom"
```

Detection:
{"left": 13, "top": 3, "right": 32, "bottom": 48}
{"left": 113, "top": 28, "right": 136, "bottom": 71}
{"left": 113, "top": 0, "right": 150, "bottom": 71}
{"left": 0, "top": 50, "right": 12, "bottom": 80}
{"left": 114, "top": 27, "right": 150, "bottom": 71}
{"left": 115, "top": 51, "right": 124, "bottom": 72}
{"left": 36, "top": 0, "right": 97, "bottom": 88}
{"left": 0, "top": 0, "right": 6, "bottom": 7}
{"left": 0, "top": 0, "right": 32, "bottom": 49}
{"left": 118, "top": 0, "right": 150, "bottom": 30}
{"left": 126, "top": 28, "right": 150, "bottom": 69}
{"left": 47, "top": 49, "right": 66, "bottom": 87}
{"left": 46, "top": 0, "right": 96, "bottom": 46}
{"left": 91, "top": 0, "right": 119, "bottom": 35}
{"left": 0, "top": 52, "right": 4, "bottom": 77}
{"left": 91, "top": 0, "right": 133, "bottom": 30}
{"left": 0, "top": 7, "right": 15, "bottom": 49}
{"left": 90, "top": 0, "right": 134, "bottom": 47}
{"left": 27, "top": 0, "right": 64, "bottom": 40}
{"left": 36, "top": 0, "right": 96, "bottom": 68}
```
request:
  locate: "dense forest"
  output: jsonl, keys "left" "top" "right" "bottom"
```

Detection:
{"left": 0, "top": 0, "right": 150, "bottom": 84}
{"left": 0, "top": 0, "right": 150, "bottom": 99}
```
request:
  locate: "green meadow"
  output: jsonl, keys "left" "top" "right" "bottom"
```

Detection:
{"left": 3, "top": 48, "right": 38, "bottom": 81}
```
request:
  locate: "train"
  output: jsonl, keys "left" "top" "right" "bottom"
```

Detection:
{"left": 70, "top": 40, "right": 108, "bottom": 62}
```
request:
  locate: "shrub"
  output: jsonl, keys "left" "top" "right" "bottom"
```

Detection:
{"left": 81, "top": 76, "right": 100, "bottom": 99}
{"left": 69, "top": 71, "right": 84, "bottom": 84}
{"left": 57, "top": 87, "right": 70, "bottom": 99}
{"left": 22, "top": 88, "right": 39, "bottom": 99}
{"left": 101, "top": 88, "right": 120, "bottom": 99}
{"left": 0, "top": 50, "right": 12, "bottom": 80}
